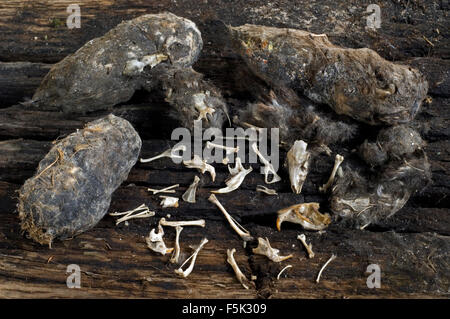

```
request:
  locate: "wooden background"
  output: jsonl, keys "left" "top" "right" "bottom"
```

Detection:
{"left": 0, "top": 0, "right": 449, "bottom": 298}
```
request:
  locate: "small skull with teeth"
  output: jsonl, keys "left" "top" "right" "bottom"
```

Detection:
{"left": 277, "top": 203, "right": 331, "bottom": 231}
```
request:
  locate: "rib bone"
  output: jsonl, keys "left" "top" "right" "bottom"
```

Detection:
{"left": 208, "top": 194, "right": 253, "bottom": 241}
{"left": 109, "top": 204, "right": 155, "bottom": 225}
{"left": 256, "top": 185, "right": 277, "bottom": 195}
{"left": 316, "top": 254, "right": 337, "bottom": 283}
{"left": 319, "top": 154, "right": 344, "bottom": 192}
{"left": 147, "top": 184, "right": 179, "bottom": 194}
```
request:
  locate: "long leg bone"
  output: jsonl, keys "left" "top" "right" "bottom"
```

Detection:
{"left": 183, "top": 155, "right": 216, "bottom": 181}
{"left": 147, "top": 184, "right": 179, "bottom": 194}
{"left": 140, "top": 145, "right": 186, "bottom": 163}
{"left": 297, "top": 234, "right": 315, "bottom": 258}
{"left": 316, "top": 254, "right": 337, "bottom": 283}
{"left": 159, "top": 217, "right": 206, "bottom": 228}
{"left": 253, "top": 237, "right": 293, "bottom": 262}
{"left": 170, "top": 225, "right": 183, "bottom": 264}
{"left": 227, "top": 248, "right": 255, "bottom": 289}
{"left": 319, "top": 154, "right": 344, "bottom": 192}
{"left": 287, "top": 140, "right": 310, "bottom": 194}
{"left": 182, "top": 176, "right": 200, "bottom": 203}
{"left": 175, "top": 237, "right": 208, "bottom": 278}
{"left": 208, "top": 194, "right": 253, "bottom": 241}
{"left": 159, "top": 196, "right": 179, "bottom": 208}
{"left": 109, "top": 204, "right": 155, "bottom": 225}
{"left": 212, "top": 158, "right": 253, "bottom": 194}
{"left": 146, "top": 224, "right": 174, "bottom": 255}
{"left": 251, "top": 143, "right": 281, "bottom": 184}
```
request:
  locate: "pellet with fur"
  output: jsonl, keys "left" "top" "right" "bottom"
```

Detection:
{"left": 31, "top": 13, "right": 202, "bottom": 113}
{"left": 359, "top": 125, "right": 426, "bottom": 167}
{"left": 229, "top": 24, "right": 428, "bottom": 125}
{"left": 18, "top": 114, "right": 142, "bottom": 245}
{"left": 236, "top": 87, "right": 357, "bottom": 148}
{"left": 152, "top": 65, "right": 229, "bottom": 129}
{"left": 331, "top": 127, "right": 430, "bottom": 227}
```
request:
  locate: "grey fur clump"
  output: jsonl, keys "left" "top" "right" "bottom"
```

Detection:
{"left": 359, "top": 125, "right": 426, "bottom": 167}
{"left": 18, "top": 114, "right": 142, "bottom": 246}
{"left": 32, "top": 13, "right": 203, "bottom": 113}
{"left": 152, "top": 65, "right": 229, "bottom": 130}
{"left": 236, "top": 87, "right": 357, "bottom": 148}
{"left": 229, "top": 24, "right": 428, "bottom": 125}
{"left": 331, "top": 126, "right": 431, "bottom": 227}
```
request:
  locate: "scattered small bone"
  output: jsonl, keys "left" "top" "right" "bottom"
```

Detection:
{"left": 316, "top": 254, "right": 337, "bottom": 283}
{"left": 140, "top": 145, "right": 186, "bottom": 163}
{"left": 109, "top": 204, "right": 155, "bottom": 225}
{"left": 222, "top": 157, "right": 230, "bottom": 165}
{"left": 287, "top": 140, "right": 310, "bottom": 194}
{"left": 208, "top": 194, "right": 253, "bottom": 241}
{"left": 252, "top": 237, "right": 293, "bottom": 262}
{"left": 183, "top": 155, "right": 216, "bottom": 181}
{"left": 146, "top": 224, "right": 174, "bottom": 256}
{"left": 182, "top": 176, "right": 200, "bottom": 203}
{"left": 159, "top": 217, "right": 206, "bottom": 228}
{"left": 147, "top": 184, "right": 179, "bottom": 194}
{"left": 159, "top": 196, "right": 179, "bottom": 208}
{"left": 212, "top": 158, "right": 252, "bottom": 193}
{"left": 256, "top": 185, "right": 277, "bottom": 195}
{"left": 251, "top": 143, "right": 281, "bottom": 184}
{"left": 175, "top": 237, "right": 208, "bottom": 278}
{"left": 170, "top": 226, "right": 183, "bottom": 264}
{"left": 206, "top": 141, "right": 239, "bottom": 154}
{"left": 277, "top": 203, "right": 331, "bottom": 231}
{"left": 297, "top": 234, "right": 315, "bottom": 259}
{"left": 319, "top": 154, "right": 344, "bottom": 192}
{"left": 277, "top": 265, "right": 293, "bottom": 280}
{"left": 227, "top": 248, "right": 255, "bottom": 289}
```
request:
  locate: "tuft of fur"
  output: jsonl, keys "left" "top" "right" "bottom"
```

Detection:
{"left": 236, "top": 87, "right": 358, "bottom": 148}
{"left": 331, "top": 126, "right": 431, "bottom": 227}
{"left": 151, "top": 66, "right": 229, "bottom": 130}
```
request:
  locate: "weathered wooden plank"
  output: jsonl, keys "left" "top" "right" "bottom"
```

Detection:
{"left": 0, "top": 0, "right": 448, "bottom": 64}
{"left": 0, "top": 62, "right": 51, "bottom": 107}
{"left": 0, "top": 181, "right": 448, "bottom": 298}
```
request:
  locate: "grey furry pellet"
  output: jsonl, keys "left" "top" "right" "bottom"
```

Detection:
{"left": 236, "top": 87, "right": 357, "bottom": 147}
{"left": 18, "top": 114, "right": 142, "bottom": 246}
{"left": 359, "top": 125, "right": 426, "bottom": 167}
{"left": 153, "top": 65, "right": 229, "bottom": 129}
{"left": 229, "top": 24, "right": 428, "bottom": 125}
{"left": 330, "top": 126, "right": 431, "bottom": 227}
{"left": 32, "top": 13, "right": 202, "bottom": 113}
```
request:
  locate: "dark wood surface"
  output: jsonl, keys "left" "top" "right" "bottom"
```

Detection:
{"left": 0, "top": 0, "right": 449, "bottom": 298}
